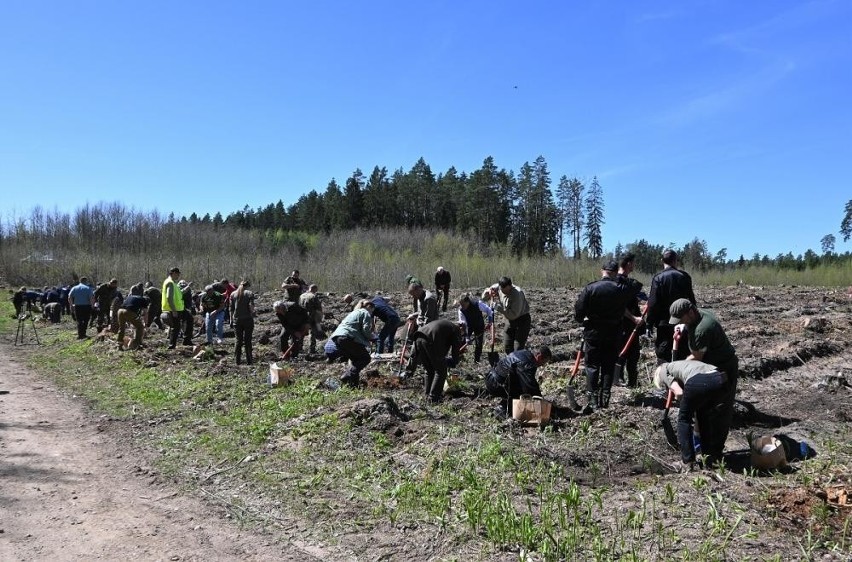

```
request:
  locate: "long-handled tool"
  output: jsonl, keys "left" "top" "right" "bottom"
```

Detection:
{"left": 614, "top": 315, "right": 646, "bottom": 384}
{"left": 396, "top": 320, "right": 412, "bottom": 379}
{"left": 661, "top": 388, "right": 678, "bottom": 449}
{"left": 487, "top": 323, "right": 499, "bottom": 367}
{"left": 566, "top": 337, "right": 585, "bottom": 411}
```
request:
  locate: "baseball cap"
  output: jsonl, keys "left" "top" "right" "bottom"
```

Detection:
{"left": 669, "top": 298, "right": 694, "bottom": 324}
{"left": 601, "top": 260, "right": 618, "bottom": 272}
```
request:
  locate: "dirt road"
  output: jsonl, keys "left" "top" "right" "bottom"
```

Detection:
{"left": 0, "top": 345, "right": 338, "bottom": 562}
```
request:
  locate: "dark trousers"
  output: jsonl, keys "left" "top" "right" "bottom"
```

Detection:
{"left": 73, "top": 305, "right": 92, "bottom": 338}
{"left": 414, "top": 337, "right": 447, "bottom": 402}
{"left": 435, "top": 285, "right": 449, "bottom": 311}
{"left": 168, "top": 310, "right": 194, "bottom": 347}
{"left": 96, "top": 302, "right": 111, "bottom": 331}
{"left": 618, "top": 326, "right": 642, "bottom": 386}
{"left": 234, "top": 318, "right": 254, "bottom": 364}
{"left": 584, "top": 333, "right": 619, "bottom": 407}
{"left": 377, "top": 316, "right": 400, "bottom": 354}
{"left": 146, "top": 305, "right": 164, "bottom": 329}
{"left": 279, "top": 327, "right": 303, "bottom": 357}
{"left": 503, "top": 313, "right": 531, "bottom": 355}
{"left": 335, "top": 336, "right": 371, "bottom": 385}
{"left": 677, "top": 371, "right": 730, "bottom": 463}
{"left": 470, "top": 331, "right": 484, "bottom": 363}
{"left": 654, "top": 324, "right": 690, "bottom": 363}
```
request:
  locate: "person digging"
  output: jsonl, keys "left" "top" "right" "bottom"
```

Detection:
{"left": 485, "top": 346, "right": 552, "bottom": 419}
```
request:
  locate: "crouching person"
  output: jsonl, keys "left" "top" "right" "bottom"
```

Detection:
{"left": 329, "top": 299, "right": 376, "bottom": 387}
{"left": 274, "top": 299, "right": 311, "bottom": 359}
{"left": 485, "top": 346, "right": 552, "bottom": 415}
{"left": 408, "top": 319, "right": 465, "bottom": 404}
{"left": 117, "top": 283, "right": 149, "bottom": 349}
{"left": 653, "top": 360, "right": 733, "bottom": 470}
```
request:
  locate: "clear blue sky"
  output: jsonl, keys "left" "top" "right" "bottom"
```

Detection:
{"left": 1, "top": 1, "right": 850, "bottom": 259}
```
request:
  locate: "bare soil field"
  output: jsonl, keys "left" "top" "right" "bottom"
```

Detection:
{"left": 2, "top": 283, "right": 851, "bottom": 561}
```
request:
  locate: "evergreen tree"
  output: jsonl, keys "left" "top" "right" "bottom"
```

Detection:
{"left": 583, "top": 176, "right": 604, "bottom": 259}
{"left": 841, "top": 200, "right": 852, "bottom": 242}
{"left": 343, "top": 169, "right": 365, "bottom": 229}
{"left": 566, "top": 178, "right": 584, "bottom": 258}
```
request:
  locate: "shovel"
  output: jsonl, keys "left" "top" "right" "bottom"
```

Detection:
{"left": 487, "top": 323, "right": 499, "bottom": 367}
{"left": 661, "top": 388, "right": 679, "bottom": 449}
{"left": 396, "top": 321, "right": 412, "bottom": 379}
{"left": 566, "top": 338, "right": 585, "bottom": 411}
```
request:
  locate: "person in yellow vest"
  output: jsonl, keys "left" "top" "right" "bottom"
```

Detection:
{"left": 162, "top": 266, "right": 193, "bottom": 349}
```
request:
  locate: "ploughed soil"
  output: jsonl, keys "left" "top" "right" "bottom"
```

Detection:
{"left": 2, "top": 283, "right": 851, "bottom": 560}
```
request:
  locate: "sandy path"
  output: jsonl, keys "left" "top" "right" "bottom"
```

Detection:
{"left": 0, "top": 345, "right": 337, "bottom": 562}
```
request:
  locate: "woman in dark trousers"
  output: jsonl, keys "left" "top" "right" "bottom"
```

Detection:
{"left": 230, "top": 281, "right": 255, "bottom": 365}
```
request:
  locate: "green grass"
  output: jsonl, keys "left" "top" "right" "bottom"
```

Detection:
{"left": 3, "top": 300, "right": 850, "bottom": 561}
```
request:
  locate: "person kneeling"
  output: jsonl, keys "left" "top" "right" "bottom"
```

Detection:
{"left": 485, "top": 346, "right": 552, "bottom": 417}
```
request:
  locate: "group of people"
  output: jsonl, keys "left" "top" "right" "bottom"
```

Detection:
{"left": 571, "top": 249, "right": 739, "bottom": 470}
{"left": 13, "top": 253, "right": 739, "bottom": 468}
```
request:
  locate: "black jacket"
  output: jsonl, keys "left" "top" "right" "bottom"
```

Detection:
{"left": 574, "top": 276, "right": 629, "bottom": 336}
{"left": 414, "top": 319, "right": 463, "bottom": 364}
{"left": 646, "top": 268, "right": 696, "bottom": 327}
{"left": 489, "top": 349, "right": 542, "bottom": 398}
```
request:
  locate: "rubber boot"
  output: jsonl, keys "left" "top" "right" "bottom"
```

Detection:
{"left": 584, "top": 391, "right": 599, "bottom": 414}
{"left": 599, "top": 389, "right": 611, "bottom": 409}
{"left": 235, "top": 349, "right": 242, "bottom": 365}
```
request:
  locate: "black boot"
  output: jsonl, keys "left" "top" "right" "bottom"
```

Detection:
{"left": 599, "top": 389, "right": 611, "bottom": 409}
{"left": 584, "top": 391, "right": 599, "bottom": 414}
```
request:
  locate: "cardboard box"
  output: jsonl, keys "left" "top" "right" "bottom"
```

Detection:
{"left": 512, "top": 395, "right": 552, "bottom": 425}
{"left": 268, "top": 362, "right": 293, "bottom": 386}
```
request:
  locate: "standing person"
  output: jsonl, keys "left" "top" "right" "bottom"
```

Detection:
{"left": 143, "top": 282, "right": 164, "bottom": 329}
{"left": 434, "top": 266, "right": 452, "bottom": 312}
{"left": 487, "top": 276, "right": 531, "bottom": 355}
{"left": 219, "top": 278, "right": 237, "bottom": 325}
{"left": 93, "top": 278, "right": 118, "bottom": 332}
{"left": 298, "top": 284, "right": 325, "bottom": 355}
{"left": 407, "top": 283, "right": 438, "bottom": 327}
{"left": 408, "top": 318, "right": 465, "bottom": 404}
{"left": 273, "top": 300, "right": 311, "bottom": 359}
{"left": 668, "top": 298, "right": 739, "bottom": 462}
{"left": 280, "top": 270, "right": 308, "bottom": 302}
{"left": 117, "top": 283, "right": 149, "bottom": 349}
{"left": 369, "top": 295, "right": 400, "bottom": 354}
{"left": 162, "top": 267, "right": 193, "bottom": 349}
{"left": 12, "top": 287, "right": 26, "bottom": 317}
{"left": 68, "top": 277, "right": 95, "bottom": 339}
{"left": 616, "top": 253, "right": 645, "bottom": 387}
{"left": 59, "top": 284, "right": 71, "bottom": 316}
{"left": 654, "top": 360, "right": 733, "bottom": 470}
{"left": 646, "top": 249, "right": 696, "bottom": 364}
{"left": 456, "top": 292, "right": 493, "bottom": 364}
{"left": 201, "top": 284, "right": 226, "bottom": 345}
{"left": 485, "top": 346, "right": 552, "bottom": 414}
{"left": 574, "top": 261, "right": 639, "bottom": 411}
{"left": 329, "top": 300, "right": 376, "bottom": 388}
{"left": 230, "top": 280, "right": 255, "bottom": 365}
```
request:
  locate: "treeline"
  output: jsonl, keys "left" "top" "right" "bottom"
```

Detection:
{"left": 1, "top": 202, "right": 851, "bottom": 290}
{"left": 192, "top": 156, "right": 606, "bottom": 259}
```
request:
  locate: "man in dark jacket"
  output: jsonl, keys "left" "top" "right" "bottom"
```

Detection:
{"left": 616, "top": 254, "right": 645, "bottom": 387}
{"left": 485, "top": 345, "right": 552, "bottom": 403}
{"left": 574, "top": 261, "right": 639, "bottom": 410}
{"left": 93, "top": 278, "right": 118, "bottom": 332}
{"left": 117, "top": 283, "right": 150, "bottom": 349}
{"left": 646, "top": 249, "right": 696, "bottom": 363}
{"left": 369, "top": 295, "right": 400, "bottom": 354}
{"left": 274, "top": 300, "right": 311, "bottom": 358}
{"left": 456, "top": 292, "right": 494, "bottom": 363}
{"left": 409, "top": 319, "right": 465, "bottom": 404}
{"left": 434, "top": 266, "right": 451, "bottom": 312}
{"left": 143, "top": 282, "right": 164, "bottom": 329}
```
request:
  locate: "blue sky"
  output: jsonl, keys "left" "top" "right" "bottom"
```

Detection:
{"left": 1, "top": 1, "right": 849, "bottom": 259}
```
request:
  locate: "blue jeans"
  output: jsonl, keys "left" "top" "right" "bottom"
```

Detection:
{"left": 377, "top": 316, "right": 400, "bottom": 353}
{"left": 677, "top": 371, "right": 730, "bottom": 463}
{"left": 205, "top": 309, "right": 224, "bottom": 342}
